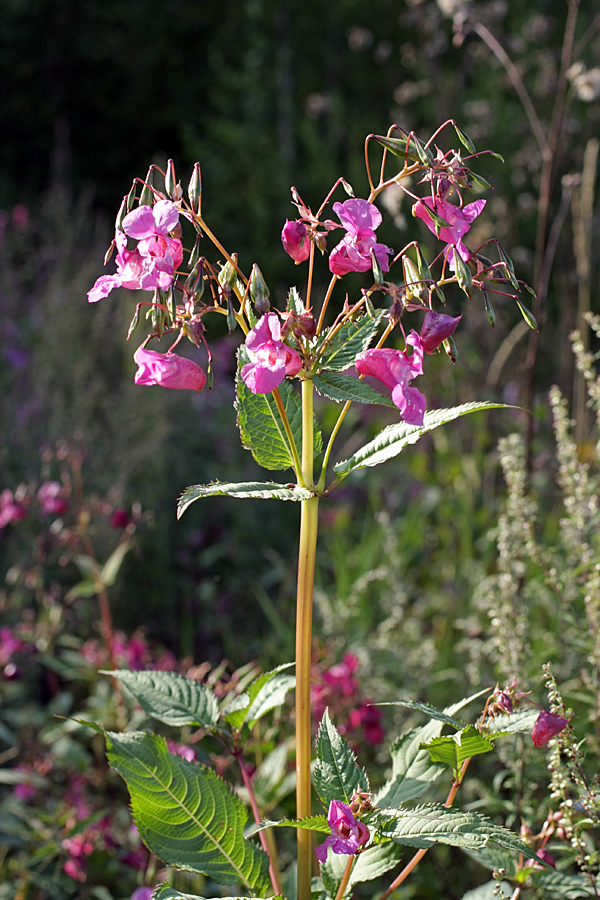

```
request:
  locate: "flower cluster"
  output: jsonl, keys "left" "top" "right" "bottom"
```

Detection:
{"left": 312, "top": 653, "right": 384, "bottom": 746}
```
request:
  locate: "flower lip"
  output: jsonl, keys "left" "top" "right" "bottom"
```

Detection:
{"left": 355, "top": 332, "right": 426, "bottom": 425}
{"left": 315, "top": 799, "right": 370, "bottom": 864}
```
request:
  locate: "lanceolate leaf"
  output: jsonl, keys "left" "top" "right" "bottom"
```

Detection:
{"left": 334, "top": 403, "right": 510, "bottom": 475}
{"left": 422, "top": 726, "right": 496, "bottom": 779}
{"left": 106, "top": 731, "right": 270, "bottom": 895}
{"left": 224, "top": 664, "right": 295, "bottom": 731}
{"left": 236, "top": 371, "right": 304, "bottom": 471}
{"left": 314, "top": 372, "right": 395, "bottom": 407}
{"left": 254, "top": 815, "right": 329, "bottom": 835}
{"left": 318, "top": 313, "right": 383, "bottom": 373}
{"left": 376, "top": 803, "right": 549, "bottom": 860}
{"left": 105, "top": 670, "right": 220, "bottom": 730}
{"left": 177, "top": 481, "right": 313, "bottom": 517}
{"left": 382, "top": 699, "right": 465, "bottom": 729}
{"left": 314, "top": 710, "right": 370, "bottom": 807}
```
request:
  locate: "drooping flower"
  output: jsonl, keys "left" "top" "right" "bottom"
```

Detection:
{"left": 328, "top": 199, "right": 393, "bottom": 277}
{"left": 412, "top": 197, "right": 486, "bottom": 267}
{"left": 420, "top": 311, "right": 461, "bottom": 353}
{"left": 315, "top": 799, "right": 370, "bottom": 864}
{"left": 88, "top": 200, "right": 182, "bottom": 303}
{"left": 133, "top": 346, "right": 207, "bottom": 392}
{"left": 241, "top": 313, "right": 302, "bottom": 394}
{"left": 355, "top": 332, "right": 426, "bottom": 425}
{"left": 37, "top": 481, "right": 68, "bottom": 516}
{"left": 281, "top": 219, "right": 311, "bottom": 263}
{"left": 531, "top": 709, "right": 569, "bottom": 747}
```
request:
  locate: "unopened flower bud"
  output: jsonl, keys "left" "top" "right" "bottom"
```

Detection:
{"left": 189, "top": 235, "right": 203, "bottom": 272}
{"left": 126, "top": 182, "right": 137, "bottom": 212}
{"left": 139, "top": 167, "right": 154, "bottom": 207}
{"left": 218, "top": 256, "right": 238, "bottom": 292}
{"left": 115, "top": 196, "right": 128, "bottom": 232}
{"left": 250, "top": 264, "right": 270, "bottom": 315}
{"left": 420, "top": 311, "right": 461, "bottom": 352}
{"left": 293, "top": 311, "right": 317, "bottom": 340}
{"left": 403, "top": 256, "right": 425, "bottom": 300}
{"left": 165, "top": 159, "right": 177, "bottom": 199}
{"left": 184, "top": 316, "right": 206, "bottom": 348}
{"left": 185, "top": 261, "right": 204, "bottom": 298}
{"left": 281, "top": 219, "right": 310, "bottom": 263}
{"left": 494, "top": 691, "right": 513, "bottom": 714}
{"left": 188, "top": 163, "right": 202, "bottom": 213}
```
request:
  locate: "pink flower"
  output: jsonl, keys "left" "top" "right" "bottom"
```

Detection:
{"left": 349, "top": 703, "right": 385, "bottom": 746}
{"left": 419, "top": 311, "right": 461, "bottom": 353}
{"left": 532, "top": 709, "right": 569, "bottom": 747}
{"left": 281, "top": 219, "right": 311, "bottom": 263}
{"left": 111, "top": 508, "right": 132, "bottom": 529}
{"left": 355, "top": 332, "right": 426, "bottom": 425}
{"left": 37, "top": 481, "right": 68, "bottom": 515}
{"left": 88, "top": 200, "right": 182, "bottom": 302}
{"left": 329, "top": 199, "right": 392, "bottom": 277}
{"left": 0, "top": 489, "right": 27, "bottom": 528}
{"left": 413, "top": 197, "right": 486, "bottom": 267}
{"left": 316, "top": 800, "right": 370, "bottom": 863}
{"left": 131, "top": 890, "right": 154, "bottom": 900}
{"left": 133, "top": 346, "right": 207, "bottom": 391}
{"left": 241, "top": 313, "right": 302, "bottom": 394}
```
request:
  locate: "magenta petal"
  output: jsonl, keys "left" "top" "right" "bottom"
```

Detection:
{"left": 333, "top": 198, "right": 382, "bottom": 234}
{"left": 391, "top": 383, "right": 426, "bottom": 425}
{"left": 122, "top": 206, "right": 157, "bottom": 240}
{"left": 241, "top": 359, "right": 286, "bottom": 394}
{"left": 462, "top": 198, "right": 486, "bottom": 223}
{"left": 152, "top": 199, "right": 180, "bottom": 234}
{"left": 246, "top": 313, "right": 281, "bottom": 350}
{"left": 420, "top": 312, "right": 461, "bottom": 352}
{"left": 133, "top": 346, "right": 206, "bottom": 391}
{"left": 87, "top": 274, "right": 123, "bottom": 303}
{"left": 531, "top": 710, "right": 569, "bottom": 747}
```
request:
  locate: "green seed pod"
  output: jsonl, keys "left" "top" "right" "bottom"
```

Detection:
{"left": 165, "top": 158, "right": 177, "bottom": 200}
{"left": 115, "top": 196, "right": 128, "bottom": 232}
{"left": 139, "top": 166, "right": 154, "bottom": 207}
{"left": 188, "top": 162, "right": 202, "bottom": 213}
{"left": 403, "top": 255, "right": 425, "bottom": 301}
{"left": 250, "top": 263, "right": 270, "bottom": 314}
{"left": 453, "top": 251, "right": 472, "bottom": 298}
{"left": 443, "top": 335, "right": 458, "bottom": 363}
{"left": 484, "top": 291, "right": 496, "bottom": 328}
{"left": 218, "top": 256, "right": 238, "bottom": 292}
{"left": 127, "top": 305, "right": 141, "bottom": 340}
{"left": 371, "top": 248, "right": 384, "bottom": 286}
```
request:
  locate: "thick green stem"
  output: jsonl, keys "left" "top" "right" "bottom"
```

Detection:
{"left": 296, "top": 379, "right": 319, "bottom": 900}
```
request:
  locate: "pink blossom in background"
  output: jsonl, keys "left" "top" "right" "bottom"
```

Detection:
{"left": 0, "top": 627, "right": 24, "bottom": 665}
{"left": 315, "top": 799, "right": 370, "bottom": 863}
{"left": 328, "top": 199, "right": 393, "bottom": 276}
{"left": 62, "top": 833, "right": 94, "bottom": 882}
{"left": 134, "top": 346, "right": 207, "bottom": 391}
{"left": 131, "top": 889, "right": 154, "bottom": 900}
{"left": 37, "top": 481, "right": 68, "bottom": 515}
{"left": 88, "top": 200, "right": 182, "bottom": 302}
{"left": 167, "top": 740, "right": 196, "bottom": 762}
{"left": 241, "top": 313, "right": 302, "bottom": 394}
{"left": 0, "top": 489, "right": 27, "bottom": 528}
{"left": 412, "top": 197, "right": 486, "bottom": 267}
{"left": 111, "top": 508, "right": 132, "bottom": 529}
{"left": 349, "top": 703, "right": 385, "bottom": 746}
{"left": 281, "top": 219, "right": 311, "bottom": 262}
{"left": 419, "top": 311, "right": 461, "bottom": 353}
{"left": 531, "top": 709, "right": 569, "bottom": 747}
{"left": 355, "top": 332, "right": 426, "bottom": 425}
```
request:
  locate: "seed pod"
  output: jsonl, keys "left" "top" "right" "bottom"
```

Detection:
{"left": 188, "top": 162, "right": 202, "bottom": 213}
{"left": 165, "top": 158, "right": 177, "bottom": 200}
{"left": 139, "top": 166, "right": 154, "bottom": 207}
{"left": 250, "top": 264, "right": 270, "bottom": 314}
{"left": 443, "top": 335, "right": 458, "bottom": 363}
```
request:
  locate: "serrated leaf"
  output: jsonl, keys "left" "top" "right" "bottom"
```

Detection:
{"left": 377, "top": 803, "right": 548, "bottom": 861}
{"left": 105, "top": 731, "right": 270, "bottom": 895}
{"left": 314, "top": 710, "right": 370, "bottom": 807}
{"left": 485, "top": 709, "right": 539, "bottom": 735}
{"left": 321, "top": 842, "right": 403, "bottom": 898}
{"left": 422, "top": 725, "right": 495, "bottom": 779}
{"left": 253, "top": 815, "right": 329, "bottom": 836}
{"left": 153, "top": 889, "right": 278, "bottom": 900}
{"left": 318, "top": 313, "right": 383, "bottom": 373}
{"left": 334, "top": 403, "right": 510, "bottom": 474}
{"left": 223, "top": 665, "right": 295, "bottom": 731}
{"left": 236, "top": 368, "right": 303, "bottom": 471}
{"left": 103, "top": 670, "right": 220, "bottom": 730}
{"left": 530, "top": 870, "right": 600, "bottom": 897}
{"left": 381, "top": 699, "right": 465, "bottom": 729}
{"left": 314, "top": 372, "right": 395, "bottom": 407}
{"left": 287, "top": 285, "right": 304, "bottom": 315}
{"left": 177, "top": 481, "right": 313, "bottom": 517}
{"left": 460, "top": 881, "right": 508, "bottom": 900}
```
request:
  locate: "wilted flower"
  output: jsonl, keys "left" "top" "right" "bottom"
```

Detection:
{"left": 281, "top": 219, "right": 311, "bottom": 263}
{"left": 315, "top": 799, "right": 370, "bottom": 863}
{"left": 355, "top": 332, "right": 426, "bottom": 425}
{"left": 241, "top": 313, "right": 302, "bottom": 394}
{"left": 413, "top": 197, "right": 485, "bottom": 267}
{"left": 133, "top": 346, "right": 206, "bottom": 391}
{"left": 329, "top": 199, "right": 393, "bottom": 276}
{"left": 532, "top": 709, "right": 569, "bottom": 747}
{"left": 420, "top": 311, "right": 461, "bottom": 352}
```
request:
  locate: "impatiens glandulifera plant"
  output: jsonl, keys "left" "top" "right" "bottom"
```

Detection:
{"left": 86, "top": 124, "right": 576, "bottom": 900}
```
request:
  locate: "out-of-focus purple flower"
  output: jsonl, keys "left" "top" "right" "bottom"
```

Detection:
{"left": 0, "top": 490, "right": 27, "bottom": 528}
{"left": 419, "top": 311, "right": 461, "bottom": 353}
{"left": 532, "top": 709, "right": 569, "bottom": 747}
{"left": 241, "top": 313, "right": 302, "bottom": 394}
{"left": 37, "top": 481, "right": 68, "bottom": 515}
{"left": 322, "top": 653, "right": 358, "bottom": 695}
{"left": 167, "top": 741, "right": 196, "bottom": 762}
{"left": 62, "top": 833, "right": 94, "bottom": 882}
{"left": 131, "top": 889, "right": 154, "bottom": 900}
{"left": 349, "top": 703, "right": 385, "bottom": 746}
{"left": 111, "top": 508, "right": 132, "bottom": 529}
{"left": 134, "top": 346, "right": 207, "bottom": 391}
{"left": 355, "top": 332, "right": 426, "bottom": 425}
{"left": 527, "top": 847, "right": 556, "bottom": 869}
{"left": 281, "top": 219, "right": 311, "bottom": 263}
{"left": 316, "top": 799, "right": 370, "bottom": 863}
{"left": 413, "top": 197, "right": 486, "bottom": 268}
{"left": 329, "top": 199, "right": 393, "bottom": 277}
{"left": 0, "top": 627, "right": 24, "bottom": 665}
{"left": 88, "top": 200, "right": 182, "bottom": 302}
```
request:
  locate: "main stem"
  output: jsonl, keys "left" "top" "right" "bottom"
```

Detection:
{"left": 296, "top": 379, "right": 319, "bottom": 900}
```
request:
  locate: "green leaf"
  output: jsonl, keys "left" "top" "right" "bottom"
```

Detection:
{"left": 236, "top": 367, "right": 304, "bottom": 471}
{"left": 224, "top": 664, "right": 295, "bottom": 731}
{"left": 105, "top": 731, "right": 270, "bottom": 895}
{"left": 453, "top": 123, "right": 477, "bottom": 153}
{"left": 253, "top": 815, "right": 329, "bottom": 836}
{"left": 318, "top": 313, "right": 383, "bottom": 373}
{"left": 468, "top": 171, "right": 492, "bottom": 190}
{"left": 153, "top": 889, "right": 278, "bottom": 900}
{"left": 103, "top": 670, "right": 220, "bottom": 730}
{"left": 321, "top": 842, "right": 404, "bottom": 898}
{"left": 334, "top": 403, "right": 510, "bottom": 475}
{"left": 373, "top": 132, "right": 434, "bottom": 166}
{"left": 530, "top": 870, "right": 600, "bottom": 898}
{"left": 177, "top": 481, "right": 313, "bottom": 517}
{"left": 287, "top": 285, "right": 305, "bottom": 315}
{"left": 453, "top": 250, "right": 473, "bottom": 297}
{"left": 314, "top": 372, "right": 395, "bottom": 407}
{"left": 515, "top": 297, "right": 538, "bottom": 331}
{"left": 422, "top": 725, "right": 496, "bottom": 780}
{"left": 485, "top": 709, "right": 539, "bottom": 735}
{"left": 377, "top": 803, "right": 548, "bottom": 860}
{"left": 381, "top": 698, "right": 465, "bottom": 730}
{"left": 314, "top": 710, "right": 370, "bottom": 807}
{"left": 459, "top": 881, "right": 508, "bottom": 900}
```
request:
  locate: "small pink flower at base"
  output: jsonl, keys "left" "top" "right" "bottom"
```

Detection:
{"left": 37, "top": 481, "right": 68, "bottom": 515}
{"left": 355, "top": 332, "right": 426, "bottom": 425}
{"left": 0, "top": 489, "right": 27, "bottom": 528}
{"left": 134, "top": 346, "right": 207, "bottom": 392}
{"left": 316, "top": 799, "right": 370, "bottom": 864}
{"left": 241, "top": 313, "right": 302, "bottom": 394}
{"left": 281, "top": 219, "right": 311, "bottom": 263}
{"left": 420, "top": 311, "right": 461, "bottom": 353}
{"left": 526, "top": 848, "right": 556, "bottom": 870}
{"left": 413, "top": 197, "right": 486, "bottom": 266}
{"left": 532, "top": 709, "right": 570, "bottom": 747}
{"left": 329, "top": 199, "right": 392, "bottom": 277}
